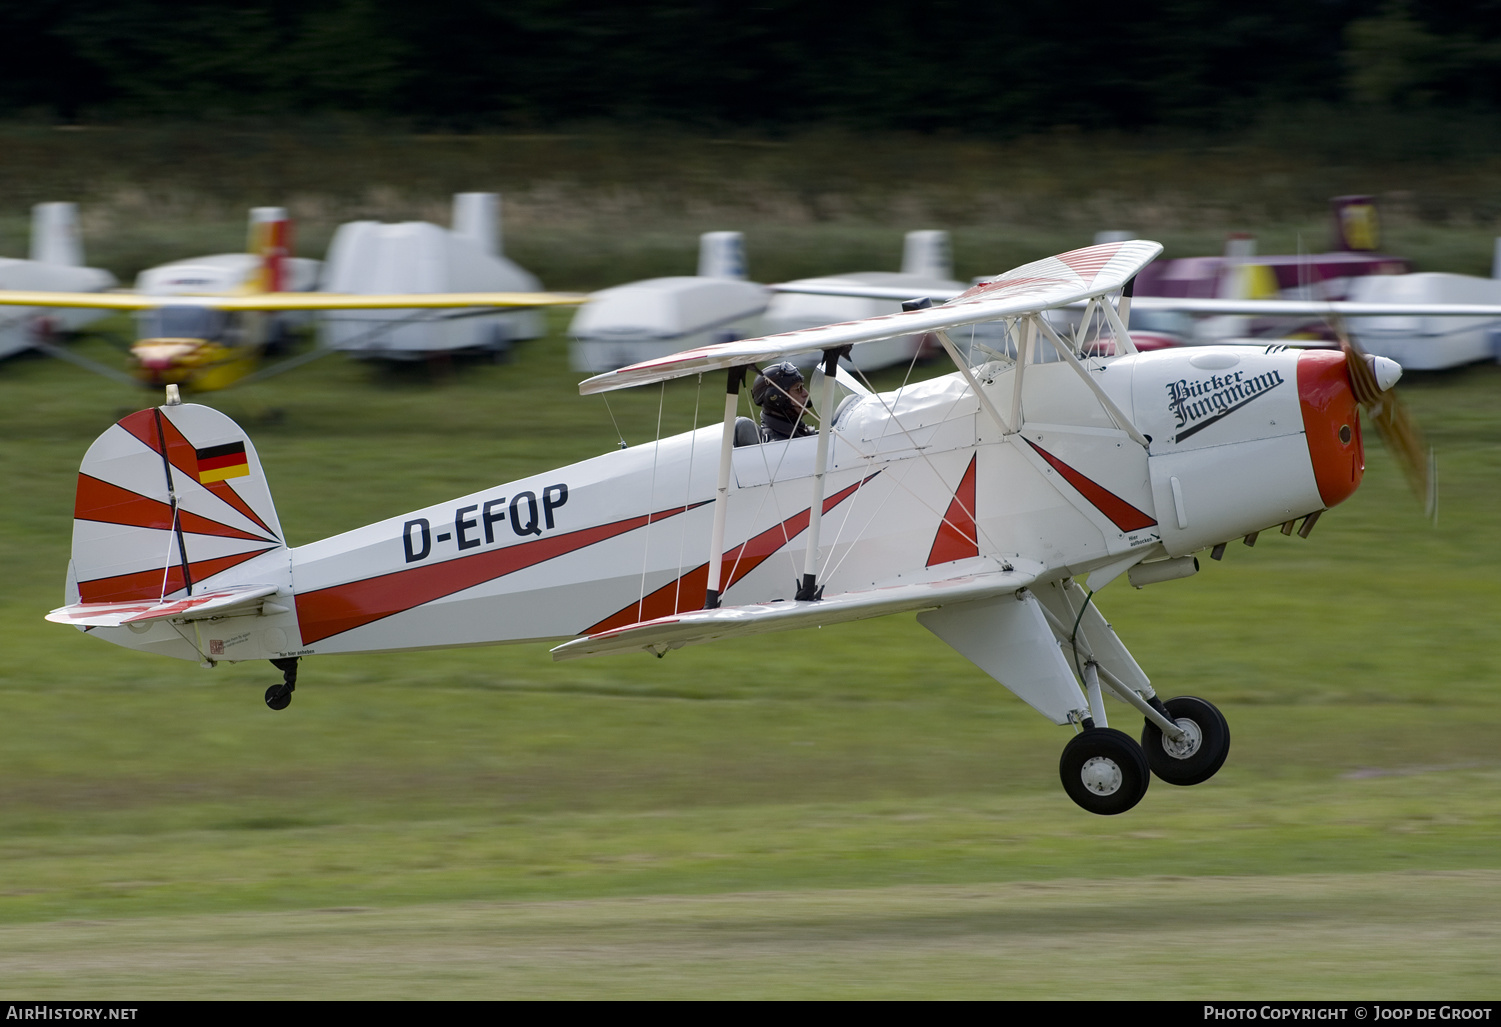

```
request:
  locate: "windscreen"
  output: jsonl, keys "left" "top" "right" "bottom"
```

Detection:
{"left": 138, "top": 307, "right": 229, "bottom": 340}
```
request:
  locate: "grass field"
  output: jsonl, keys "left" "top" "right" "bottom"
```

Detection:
{"left": 3, "top": 123, "right": 1501, "bottom": 286}
{"left": 2, "top": 296, "right": 1500, "bottom": 993}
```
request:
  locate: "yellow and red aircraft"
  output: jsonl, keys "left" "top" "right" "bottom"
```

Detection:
{"left": 0, "top": 208, "right": 584, "bottom": 391}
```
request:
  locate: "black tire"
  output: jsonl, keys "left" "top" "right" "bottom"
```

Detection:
{"left": 264, "top": 684, "right": 293, "bottom": 711}
{"left": 1140, "top": 696, "right": 1230, "bottom": 786}
{"left": 1059, "top": 727, "right": 1150, "bottom": 815}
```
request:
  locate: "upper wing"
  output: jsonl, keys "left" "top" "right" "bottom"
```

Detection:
{"left": 579, "top": 240, "right": 1164, "bottom": 394}
{"left": 0, "top": 290, "right": 587, "bottom": 312}
{"left": 769, "top": 281, "right": 965, "bottom": 303}
{"left": 767, "top": 282, "right": 1501, "bottom": 321}
{"left": 550, "top": 561, "right": 1043, "bottom": 661}
{"left": 1129, "top": 296, "right": 1501, "bottom": 318}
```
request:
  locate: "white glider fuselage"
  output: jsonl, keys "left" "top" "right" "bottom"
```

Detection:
{"left": 64, "top": 343, "right": 1361, "bottom": 673}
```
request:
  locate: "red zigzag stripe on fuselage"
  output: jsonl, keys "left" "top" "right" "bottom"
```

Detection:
{"left": 584, "top": 473, "right": 880, "bottom": 635}
{"left": 925, "top": 454, "right": 978, "bottom": 567}
{"left": 294, "top": 501, "right": 712, "bottom": 645}
{"left": 1024, "top": 439, "right": 1156, "bottom": 533}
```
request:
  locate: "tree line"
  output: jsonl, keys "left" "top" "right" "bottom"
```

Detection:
{"left": 3, "top": 1, "right": 1499, "bottom": 133}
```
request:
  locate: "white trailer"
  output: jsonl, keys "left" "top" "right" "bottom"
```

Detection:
{"left": 569, "top": 231, "right": 768, "bottom": 373}
{"left": 762, "top": 230, "right": 967, "bottom": 372}
{"left": 321, "top": 193, "right": 545, "bottom": 359}
{"left": 0, "top": 203, "right": 117, "bottom": 359}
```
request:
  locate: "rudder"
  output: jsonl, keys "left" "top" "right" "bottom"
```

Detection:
{"left": 67, "top": 401, "right": 290, "bottom": 607}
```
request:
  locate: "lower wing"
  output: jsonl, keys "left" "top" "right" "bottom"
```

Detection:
{"left": 550, "top": 561, "right": 1043, "bottom": 661}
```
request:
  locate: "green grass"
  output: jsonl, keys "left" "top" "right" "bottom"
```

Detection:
{"left": 2, "top": 872, "right": 1500, "bottom": 999}
{"left": 2, "top": 299, "right": 1500, "bottom": 995}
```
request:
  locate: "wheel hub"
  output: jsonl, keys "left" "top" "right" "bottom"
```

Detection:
{"left": 1080, "top": 756, "right": 1123, "bottom": 795}
{"left": 1162, "top": 717, "right": 1202, "bottom": 759}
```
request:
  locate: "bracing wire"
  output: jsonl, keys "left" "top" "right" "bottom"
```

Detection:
{"left": 672, "top": 374, "right": 704, "bottom": 616}
{"left": 600, "top": 391, "right": 629, "bottom": 449}
{"left": 633, "top": 381, "right": 667, "bottom": 622}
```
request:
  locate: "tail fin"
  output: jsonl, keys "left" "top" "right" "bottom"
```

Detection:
{"left": 64, "top": 401, "right": 290, "bottom": 608}
{"left": 697, "top": 231, "right": 747, "bottom": 280}
{"left": 247, "top": 206, "right": 292, "bottom": 293}
{"left": 1332, "top": 194, "right": 1379, "bottom": 253}
{"left": 452, "top": 192, "right": 500, "bottom": 257}
{"left": 31, "top": 202, "right": 83, "bottom": 267}
{"left": 900, "top": 230, "right": 952, "bottom": 280}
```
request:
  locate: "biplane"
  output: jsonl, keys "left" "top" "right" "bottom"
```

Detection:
{"left": 43, "top": 240, "right": 1430, "bottom": 815}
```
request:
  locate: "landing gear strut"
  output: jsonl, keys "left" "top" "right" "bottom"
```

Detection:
{"left": 1140, "top": 695, "right": 1230, "bottom": 786}
{"left": 1059, "top": 727, "right": 1150, "bottom": 815}
{"left": 265, "top": 657, "right": 299, "bottom": 711}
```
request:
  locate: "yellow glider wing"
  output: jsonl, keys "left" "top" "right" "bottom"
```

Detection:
{"left": 0, "top": 291, "right": 587, "bottom": 311}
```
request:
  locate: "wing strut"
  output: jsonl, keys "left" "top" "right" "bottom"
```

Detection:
{"left": 795, "top": 347, "right": 849, "bottom": 601}
{"left": 1030, "top": 315, "right": 1150, "bottom": 448}
{"left": 705, "top": 365, "right": 750, "bottom": 609}
{"left": 1011, "top": 319, "right": 1034, "bottom": 432}
{"left": 1113, "top": 275, "right": 1138, "bottom": 352}
{"left": 935, "top": 329, "right": 1017, "bottom": 436}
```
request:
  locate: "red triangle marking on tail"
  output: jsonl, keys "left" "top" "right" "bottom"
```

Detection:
{"left": 116, "top": 409, "right": 276, "bottom": 538}
{"left": 74, "top": 475, "right": 275, "bottom": 543}
{"left": 156, "top": 413, "right": 277, "bottom": 538}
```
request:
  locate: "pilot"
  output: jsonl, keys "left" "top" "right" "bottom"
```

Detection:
{"left": 751, "top": 361, "right": 817, "bottom": 442}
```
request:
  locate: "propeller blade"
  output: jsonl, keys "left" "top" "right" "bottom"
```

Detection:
{"left": 1334, "top": 323, "right": 1437, "bottom": 521}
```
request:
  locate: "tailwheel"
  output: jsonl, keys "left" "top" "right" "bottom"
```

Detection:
{"left": 1059, "top": 727, "right": 1150, "bottom": 815}
{"left": 264, "top": 656, "right": 299, "bottom": 712}
{"left": 1140, "top": 696, "right": 1230, "bottom": 786}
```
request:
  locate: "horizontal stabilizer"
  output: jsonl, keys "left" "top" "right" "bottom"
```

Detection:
{"left": 579, "top": 240, "right": 1163, "bottom": 393}
{"left": 0, "top": 290, "right": 586, "bottom": 312}
{"left": 550, "top": 562, "right": 1042, "bottom": 661}
{"left": 47, "top": 583, "right": 282, "bottom": 628}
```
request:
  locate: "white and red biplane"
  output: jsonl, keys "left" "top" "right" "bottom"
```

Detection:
{"left": 46, "top": 240, "right": 1427, "bottom": 815}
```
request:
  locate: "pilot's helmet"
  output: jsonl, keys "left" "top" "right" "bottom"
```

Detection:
{"left": 752, "top": 361, "right": 805, "bottom": 417}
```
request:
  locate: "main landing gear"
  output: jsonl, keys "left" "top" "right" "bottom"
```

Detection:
{"left": 1060, "top": 727, "right": 1151, "bottom": 815}
{"left": 265, "top": 657, "right": 299, "bottom": 711}
{"left": 1058, "top": 696, "right": 1231, "bottom": 815}
{"left": 1140, "top": 695, "right": 1231, "bottom": 786}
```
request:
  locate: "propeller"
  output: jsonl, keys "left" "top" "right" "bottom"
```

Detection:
{"left": 1333, "top": 320, "right": 1437, "bottom": 522}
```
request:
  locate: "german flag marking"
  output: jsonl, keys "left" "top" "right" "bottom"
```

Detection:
{"left": 196, "top": 441, "right": 249, "bottom": 483}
